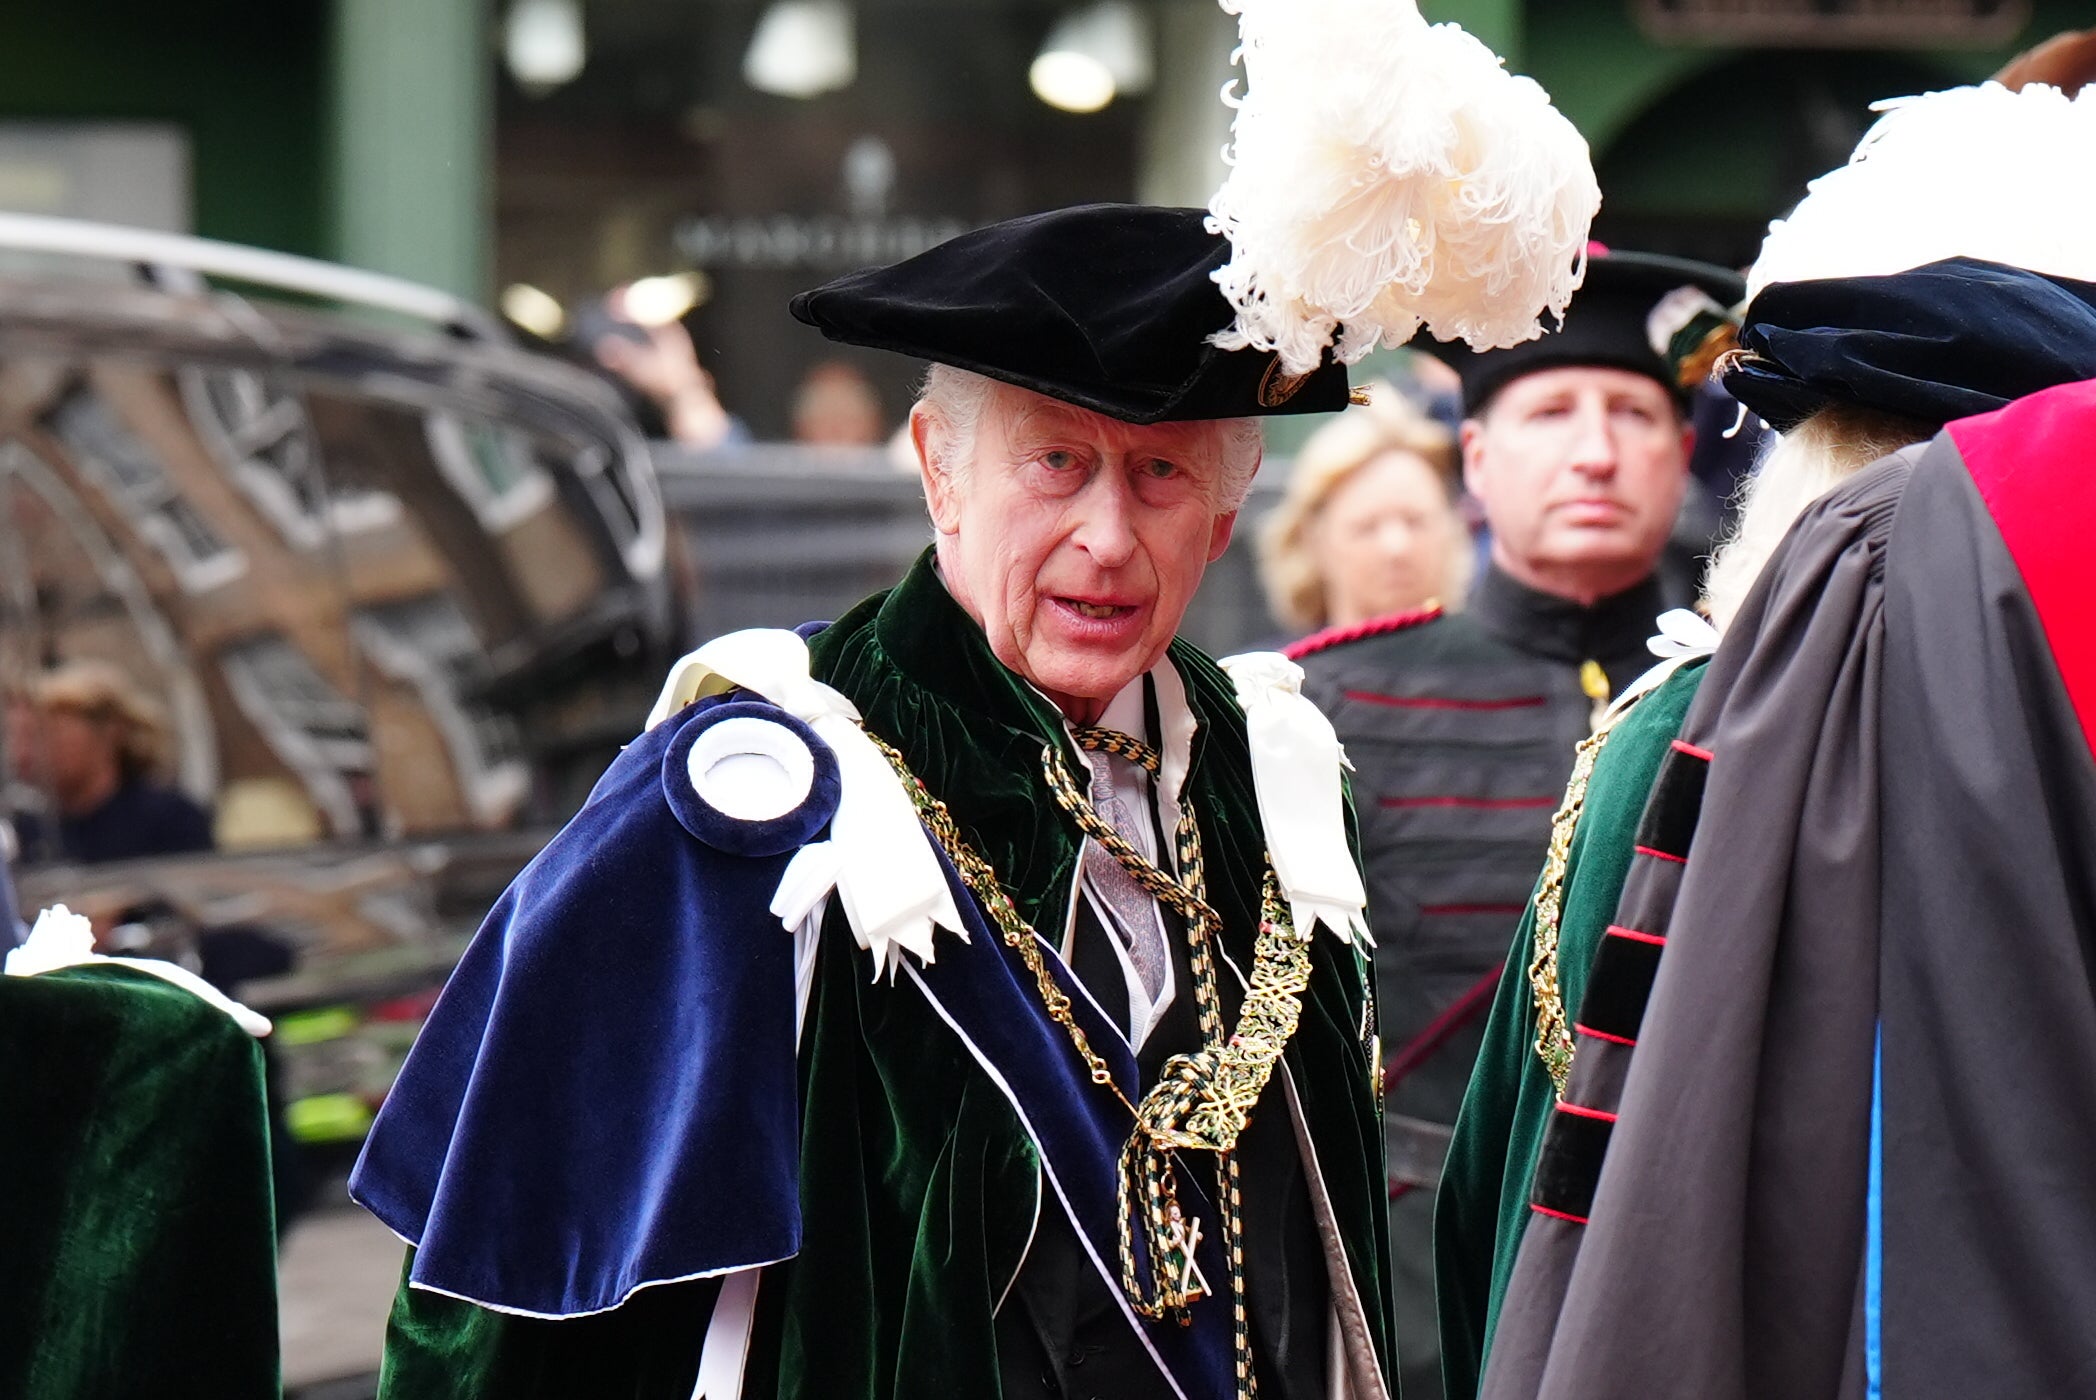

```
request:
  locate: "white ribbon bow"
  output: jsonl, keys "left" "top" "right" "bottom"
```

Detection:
{"left": 1217, "top": 652, "right": 1371, "bottom": 946}
{"left": 1647, "top": 607, "right": 1720, "bottom": 661}
{"left": 5, "top": 904, "right": 272, "bottom": 1036}
{"left": 1588, "top": 608, "right": 1722, "bottom": 728}
{"left": 648, "top": 629, "right": 966, "bottom": 981}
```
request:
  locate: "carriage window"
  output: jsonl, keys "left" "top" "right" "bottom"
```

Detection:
{"left": 218, "top": 633, "right": 374, "bottom": 840}
{"left": 44, "top": 387, "right": 247, "bottom": 593}
{"left": 423, "top": 412, "right": 555, "bottom": 531}
{"left": 353, "top": 593, "right": 527, "bottom": 826}
{"left": 180, "top": 367, "right": 401, "bottom": 547}
{"left": 0, "top": 437, "right": 232, "bottom": 866}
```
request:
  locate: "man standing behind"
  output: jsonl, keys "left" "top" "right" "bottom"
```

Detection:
{"left": 1289, "top": 249, "right": 1741, "bottom": 1400}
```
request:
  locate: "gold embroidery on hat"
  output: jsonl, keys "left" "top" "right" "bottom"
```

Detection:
{"left": 1258, "top": 355, "right": 1315, "bottom": 407}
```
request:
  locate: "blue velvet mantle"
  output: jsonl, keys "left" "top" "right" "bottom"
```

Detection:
{"left": 352, "top": 696, "right": 831, "bottom": 1314}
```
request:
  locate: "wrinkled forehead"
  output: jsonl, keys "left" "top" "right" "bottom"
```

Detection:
{"left": 991, "top": 383, "right": 1228, "bottom": 467}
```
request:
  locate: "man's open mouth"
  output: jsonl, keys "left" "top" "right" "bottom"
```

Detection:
{"left": 1065, "top": 600, "right": 1131, "bottom": 619}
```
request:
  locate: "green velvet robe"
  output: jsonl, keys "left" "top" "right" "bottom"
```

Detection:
{"left": 1, "top": 963, "right": 280, "bottom": 1400}
{"left": 1432, "top": 658, "right": 1707, "bottom": 1400}
{"left": 379, "top": 550, "right": 1394, "bottom": 1399}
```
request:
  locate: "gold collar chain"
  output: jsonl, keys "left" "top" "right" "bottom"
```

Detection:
{"left": 861, "top": 723, "right": 1320, "bottom": 1400}
{"left": 1527, "top": 711, "right": 1624, "bottom": 1098}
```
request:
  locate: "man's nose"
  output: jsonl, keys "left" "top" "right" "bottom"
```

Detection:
{"left": 1566, "top": 398, "right": 1619, "bottom": 477}
{"left": 1073, "top": 470, "right": 1139, "bottom": 566}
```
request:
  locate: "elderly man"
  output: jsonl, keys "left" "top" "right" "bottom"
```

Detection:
{"left": 350, "top": 206, "right": 1396, "bottom": 1400}
{"left": 1285, "top": 249, "right": 1741, "bottom": 1400}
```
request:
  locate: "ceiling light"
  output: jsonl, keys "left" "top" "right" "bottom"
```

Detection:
{"left": 1031, "top": 3, "right": 1154, "bottom": 114}
{"left": 1030, "top": 51, "right": 1115, "bottom": 114}
{"left": 505, "top": 0, "right": 586, "bottom": 96}
{"left": 499, "top": 283, "right": 567, "bottom": 339}
{"left": 744, "top": 1, "right": 857, "bottom": 100}
{"left": 620, "top": 272, "right": 709, "bottom": 327}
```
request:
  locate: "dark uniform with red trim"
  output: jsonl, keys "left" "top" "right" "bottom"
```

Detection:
{"left": 1290, "top": 563, "right": 1677, "bottom": 1400}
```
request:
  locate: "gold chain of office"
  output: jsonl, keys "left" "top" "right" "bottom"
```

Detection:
{"left": 1527, "top": 717, "right": 1622, "bottom": 1099}
{"left": 1529, "top": 662, "right": 1626, "bottom": 1097}
{"left": 860, "top": 722, "right": 1318, "bottom": 1400}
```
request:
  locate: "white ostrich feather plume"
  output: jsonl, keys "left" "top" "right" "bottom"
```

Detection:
{"left": 1205, "top": 0, "right": 1602, "bottom": 374}
{"left": 1748, "top": 81, "right": 2096, "bottom": 303}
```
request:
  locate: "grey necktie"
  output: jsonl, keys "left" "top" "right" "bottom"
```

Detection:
{"left": 1082, "top": 749, "right": 1169, "bottom": 1003}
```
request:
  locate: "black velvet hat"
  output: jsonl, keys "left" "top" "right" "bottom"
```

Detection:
{"left": 1720, "top": 257, "right": 2096, "bottom": 433}
{"left": 789, "top": 204, "right": 1353, "bottom": 424}
{"left": 1419, "top": 249, "right": 1745, "bottom": 413}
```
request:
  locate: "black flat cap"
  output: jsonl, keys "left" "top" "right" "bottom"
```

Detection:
{"left": 1420, "top": 249, "right": 1745, "bottom": 413}
{"left": 790, "top": 203, "right": 1352, "bottom": 424}
{"left": 1722, "top": 257, "right": 2096, "bottom": 433}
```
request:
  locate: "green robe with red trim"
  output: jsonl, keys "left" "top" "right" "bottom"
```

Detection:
{"left": 1432, "top": 658, "right": 1707, "bottom": 1400}
{"left": 1481, "top": 387, "right": 2096, "bottom": 1397}
{"left": 1290, "top": 566, "right": 1679, "bottom": 1400}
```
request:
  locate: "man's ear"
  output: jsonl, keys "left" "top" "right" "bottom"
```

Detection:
{"left": 912, "top": 404, "right": 961, "bottom": 534}
{"left": 1459, "top": 418, "right": 1488, "bottom": 499}
{"left": 1207, "top": 509, "right": 1239, "bottom": 563}
{"left": 1678, "top": 420, "right": 1698, "bottom": 474}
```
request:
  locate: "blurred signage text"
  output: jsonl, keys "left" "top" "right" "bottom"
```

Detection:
{"left": 672, "top": 215, "right": 971, "bottom": 272}
{"left": 1635, "top": 0, "right": 2030, "bottom": 46}
{"left": 0, "top": 124, "right": 191, "bottom": 231}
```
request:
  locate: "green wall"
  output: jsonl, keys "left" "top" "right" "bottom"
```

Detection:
{"left": 0, "top": 0, "right": 327, "bottom": 256}
{"left": 0, "top": 0, "right": 492, "bottom": 300}
{"left": 1421, "top": 0, "right": 2095, "bottom": 264}
{"left": 330, "top": 0, "right": 489, "bottom": 301}
{"left": 1428, "top": 0, "right": 2091, "bottom": 162}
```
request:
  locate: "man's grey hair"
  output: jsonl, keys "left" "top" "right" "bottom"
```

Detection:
{"left": 914, "top": 364, "right": 1264, "bottom": 510}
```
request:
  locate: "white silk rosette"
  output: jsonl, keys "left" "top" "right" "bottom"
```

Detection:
{"left": 648, "top": 628, "right": 965, "bottom": 980}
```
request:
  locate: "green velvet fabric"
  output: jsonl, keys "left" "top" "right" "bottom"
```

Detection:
{"left": 1433, "top": 659, "right": 1707, "bottom": 1400}
{"left": 379, "top": 550, "right": 1393, "bottom": 1398}
{"left": 0, "top": 963, "right": 279, "bottom": 1400}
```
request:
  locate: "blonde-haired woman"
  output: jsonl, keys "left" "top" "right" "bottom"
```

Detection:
{"left": 6, "top": 660, "right": 212, "bottom": 863}
{"left": 1258, "top": 384, "right": 1471, "bottom": 637}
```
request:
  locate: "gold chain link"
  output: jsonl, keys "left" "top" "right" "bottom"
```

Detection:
{"left": 1070, "top": 725, "right": 1163, "bottom": 773}
{"left": 860, "top": 728, "right": 1135, "bottom": 1110}
{"left": 1528, "top": 723, "right": 1613, "bottom": 1099}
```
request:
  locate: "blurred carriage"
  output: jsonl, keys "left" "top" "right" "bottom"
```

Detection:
{"left": 0, "top": 214, "right": 680, "bottom": 1152}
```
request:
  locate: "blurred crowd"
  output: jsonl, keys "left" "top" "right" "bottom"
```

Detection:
{"left": 569, "top": 283, "right": 891, "bottom": 452}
